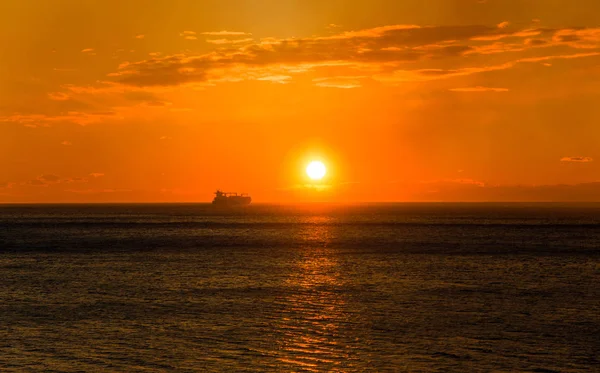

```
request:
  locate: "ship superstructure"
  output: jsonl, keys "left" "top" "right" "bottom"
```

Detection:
{"left": 212, "top": 190, "right": 251, "bottom": 206}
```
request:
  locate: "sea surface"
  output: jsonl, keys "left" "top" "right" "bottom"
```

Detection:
{"left": 1, "top": 203, "right": 599, "bottom": 372}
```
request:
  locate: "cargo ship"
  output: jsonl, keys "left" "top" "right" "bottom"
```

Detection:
{"left": 212, "top": 190, "right": 251, "bottom": 206}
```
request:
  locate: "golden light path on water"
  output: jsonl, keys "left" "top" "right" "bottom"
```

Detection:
{"left": 273, "top": 215, "right": 354, "bottom": 372}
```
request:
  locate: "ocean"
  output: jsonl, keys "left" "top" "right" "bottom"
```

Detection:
{"left": 1, "top": 203, "right": 598, "bottom": 372}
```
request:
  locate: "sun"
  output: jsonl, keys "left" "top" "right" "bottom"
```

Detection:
{"left": 306, "top": 161, "right": 327, "bottom": 180}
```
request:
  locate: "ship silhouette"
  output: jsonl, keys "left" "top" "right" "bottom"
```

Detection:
{"left": 212, "top": 190, "right": 251, "bottom": 206}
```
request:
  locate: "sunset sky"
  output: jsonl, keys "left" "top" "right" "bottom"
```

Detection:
{"left": 1, "top": 0, "right": 599, "bottom": 202}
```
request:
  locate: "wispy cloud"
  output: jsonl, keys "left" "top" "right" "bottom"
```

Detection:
{"left": 449, "top": 86, "right": 509, "bottom": 92}
{"left": 24, "top": 174, "right": 90, "bottom": 187}
{"left": 561, "top": 156, "right": 593, "bottom": 162}
{"left": 408, "top": 181, "right": 600, "bottom": 202}
{"left": 65, "top": 188, "right": 132, "bottom": 194}
{"left": 313, "top": 76, "right": 365, "bottom": 89}
{"left": 0, "top": 111, "right": 121, "bottom": 127}
{"left": 256, "top": 75, "right": 292, "bottom": 84}
{"left": 201, "top": 31, "right": 251, "bottom": 36}
{"left": 108, "top": 23, "right": 600, "bottom": 88}
{"left": 38, "top": 174, "right": 60, "bottom": 183}
{"left": 48, "top": 92, "right": 70, "bottom": 100}
{"left": 179, "top": 31, "right": 197, "bottom": 40}
{"left": 206, "top": 38, "right": 254, "bottom": 45}
{"left": 421, "top": 178, "right": 487, "bottom": 187}
{"left": 374, "top": 52, "right": 600, "bottom": 83}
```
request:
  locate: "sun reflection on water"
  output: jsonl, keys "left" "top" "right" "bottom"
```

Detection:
{"left": 274, "top": 215, "right": 355, "bottom": 371}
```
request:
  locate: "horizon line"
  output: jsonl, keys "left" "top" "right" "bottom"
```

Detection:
{"left": 2, "top": 201, "right": 600, "bottom": 205}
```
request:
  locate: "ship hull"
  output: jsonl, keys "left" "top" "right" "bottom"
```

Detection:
{"left": 212, "top": 196, "right": 251, "bottom": 206}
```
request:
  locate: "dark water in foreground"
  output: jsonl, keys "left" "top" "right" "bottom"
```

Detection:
{"left": 1, "top": 203, "right": 599, "bottom": 372}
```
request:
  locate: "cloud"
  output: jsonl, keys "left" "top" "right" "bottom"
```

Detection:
{"left": 497, "top": 21, "right": 510, "bottom": 29}
{"left": 109, "top": 24, "right": 508, "bottom": 86}
{"left": 561, "top": 156, "right": 593, "bottom": 162}
{"left": 374, "top": 52, "right": 600, "bottom": 83}
{"left": 179, "top": 31, "right": 197, "bottom": 40}
{"left": 256, "top": 75, "right": 292, "bottom": 84}
{"left": 28, "top": 179, "right": 47, "bottom": 186}
{"left": 201, "top": 31, "right": 251, "bottom": 36}
{"left": 1, "top": 111, "right": 121, "bottom": 126}
{"left": 313, "top": 76, "right": 365, "bottom": 89}
{"left": 39, "top": 174, "right": 61, "bottom": 183}
{"left": 525, "top": 38, "right": 548, "bottom": 46}
{"left": 553, "top": 28, "right": 600, "bottom": 48}
{"left": 449, "top": 86, "right": 509, "bottom": 92}
{"left": 517, "top": 52, "right": 600, "bottom": 63}
{"left": 409, "top": 181, "right": 600, "bottom": 202}
{"left": 135, "top": 34, "right": 145, "bottom": 39}
{"left": 374, "top": 63, "right": 513, "bottom": 83}
{"left": 64, "top": 188, "right": 132, "bottom": 195}
{"left": 108, "top": 56, "right": 207, "bottom": 86}
{"left": 27, "top": 174, "right": 62, "bottom": 186}
{"left": 61, "top": 140, "right": 72, "bottom": 146}
{"left": 421, "top": 178, "right": 486, "bottom": 187}
{"left": 48, "top": 92, "right": 70, "bottom": 100}
{"left": 81, "top": 48, "right": 94, "bottom": 53}
{"left": 206, "top": 38, "right": 254, "bottom": 45}
{"left": 363, "top": 179, "right": 600, "bottom": 202}
{"left": 64, "top": 177, "right": 87, "bottom": 183}
{"left": 4, "top": 173, "right": 102, "bottom": 190}
{"left": 89, "top": 173, "right": 105, "bottom": 178}
{"left": 107, "top": 22, "right": 600, "bottom": 88}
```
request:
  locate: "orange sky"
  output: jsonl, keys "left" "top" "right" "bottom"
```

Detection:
{"left": 1, "top": 0, "right": 599, "bottom": 202}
